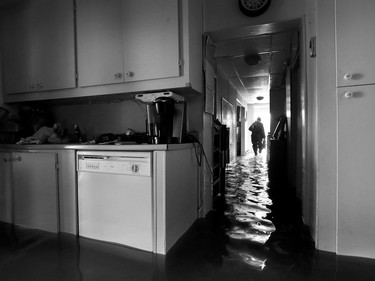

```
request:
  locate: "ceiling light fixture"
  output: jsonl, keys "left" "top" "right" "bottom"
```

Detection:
{"left": 244, "top": 54, "right": 261, "bottom": 66}
{"left": 256, "top": 96, "right": 264, "bottom": 101}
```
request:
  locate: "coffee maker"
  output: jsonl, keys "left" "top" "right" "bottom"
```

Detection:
{"left": 135, "top": 92, "right": 185, "bottom": 144}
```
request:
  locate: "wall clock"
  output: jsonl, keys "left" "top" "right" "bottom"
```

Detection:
{"left": 238, "top": 0, "right": 272, "bottom": 17}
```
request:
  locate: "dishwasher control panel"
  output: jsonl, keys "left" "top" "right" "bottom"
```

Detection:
{"left": 77, "top": 151, "right": 152, "bottom": 176}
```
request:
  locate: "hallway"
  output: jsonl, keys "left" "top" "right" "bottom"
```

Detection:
{"left": 1, "top": 153, "right": 375, "bottom": 280}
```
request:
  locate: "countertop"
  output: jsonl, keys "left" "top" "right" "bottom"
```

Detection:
{"left": 0, "top": 143, "right": 194, "bottom": 152}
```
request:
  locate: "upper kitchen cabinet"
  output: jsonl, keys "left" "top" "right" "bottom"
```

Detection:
{"left": 77, "top": 0, "right": 179, "bottom": 87}
{"left": 1, "top": 0, "right": 76, "bottom": 94}
{"left": 76, "top": 0, "right": 124, "bottom": 87}
{"left": 3, "top": 0, "right": 203, "bottom": 103}
{"left": 121, "top": 0, "right": 179, "bottom": 83}
{"left": 336, "top": 0, "right": 375, "bottom": 87}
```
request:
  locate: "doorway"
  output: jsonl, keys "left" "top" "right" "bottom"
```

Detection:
{"left": 205, "top": 17, "right": 306, "bottom": 225}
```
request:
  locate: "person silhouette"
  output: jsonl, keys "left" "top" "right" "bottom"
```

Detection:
{"left": 249, "top": 117, "right": 265, "bottom": 156}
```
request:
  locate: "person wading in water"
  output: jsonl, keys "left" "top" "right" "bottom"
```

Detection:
{"left": 249, "top": 117, "right": 265, "bottom": 156}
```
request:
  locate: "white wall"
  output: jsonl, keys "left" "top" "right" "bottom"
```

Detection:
{"left": 304, "top": 0, "right": 318, "bottom": 247}
{"left": 204, "top": 0, "right": 305, "bottom": 32}
{"left": 314, "top": 0, "right": 338, "bottom": 253}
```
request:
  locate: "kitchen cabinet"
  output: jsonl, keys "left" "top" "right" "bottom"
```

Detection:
{"left": 0, "top": 152, "right": 12, "bottom": 223}
{"left": 0, "top": 149, "right": 77, "bottom": 234}
{"left": 1, "top": 0, "right": 76, "bottom": 94}
{"left": 12, "top": 152, "right": 59, "bottom": 233}
{"left": 153, "top": 147, "right": 197, "bottom": 254}
{"left": 76, "top": 0, "right": 124, "bottom": 87}
{"left": 0, "top": 151, "right": 59, "bottom": 233}
{"left": 337, "top": 85, "right": 375, "bottom": 259}
{"left": 2, "top": 0, "right": 203, "bottom": 103}
{"left": 76, "top": 0, "right": 179, "bottom": 87}
{"left": 335, "top": 0, "right": 375, "bottom": 259}
{"left": 336, "top": 0, "right": 375, "bottom": 87}
{"left": 121, "top": 0, "right": 179, "bottom": 83}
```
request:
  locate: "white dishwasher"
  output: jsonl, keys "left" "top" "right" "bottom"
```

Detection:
{"left": 77, "top": 151, "right": 154, "bottom": 252}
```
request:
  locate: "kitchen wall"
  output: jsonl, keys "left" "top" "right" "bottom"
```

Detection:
{"left": 204, "top": 0, "right": 306, "bottom": 32}
{"left": 304, "top": 0, "right": 318, "bottom": 248}
{"left": 49, "top": 100, "right": 147, "bottom": 140}
{"left": 313, "top": 0, "right": 337, "bottom": 254}
{"left": 44, "top": 94, "right": 203, "bottom": 142}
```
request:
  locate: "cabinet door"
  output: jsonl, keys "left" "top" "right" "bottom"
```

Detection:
{"left": 1, "top": 0, "right": 75, "bottom": 94}
{"left": 12, "top": 152, "right": 59, "bottom": 233}
{"left": 0, "top": 152, "right": 13, "bottom": 223}
{"left": 32, "top": 0, "right": 76, "bottom": 92}
{"left": 338, "top": 85, "right": 375, "bottom": 258}
{"left": 76, "top": 0, "right": 125, "bottom": 87}
{"left": 336, "top": 0, "right": 375, "bottom": 87}
{"left": 122, "top": 0, "right": 180, "bottom": 82}
{"left": 1, "top": 5, "right": 35, "bottom": 93}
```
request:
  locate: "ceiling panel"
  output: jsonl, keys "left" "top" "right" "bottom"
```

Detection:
{"left": 241, "top": 76, "right": 269, "bottom": 90}
{"left": 231, "top": 53, "right": 271, "bottom": 78}
{"left": 216, "top": 58, "right": 237, "bottom": 77}
{"left": 229, "top": 77, "right": 247, "bottom": 92}
{"left": 219, "top": 35, "right": 271, "bottom": 57}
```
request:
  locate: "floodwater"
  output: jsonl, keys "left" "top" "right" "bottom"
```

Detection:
{"left": 224, "top": 153, "right": 275, "bottom": 270}
{"left": 1, "top": 152, "right": 375, "bottom": 280}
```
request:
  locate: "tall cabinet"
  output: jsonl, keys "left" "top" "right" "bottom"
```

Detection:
{"left": 335, "top": 0, "right": 375, "bottom": 259}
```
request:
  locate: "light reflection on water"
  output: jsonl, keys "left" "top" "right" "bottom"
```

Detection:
{"left": 223, "top": 153, "right": 275, "bottom": 270}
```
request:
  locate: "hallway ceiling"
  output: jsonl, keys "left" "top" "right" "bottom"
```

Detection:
{"left": 207, "top": 19, "right": 300, "bottom": 104}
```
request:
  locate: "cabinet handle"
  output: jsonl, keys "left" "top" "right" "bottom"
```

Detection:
{"left": 114, "top": 73, "right": 123, "bottom": 79}
{"left": 344, "top": 73, "right": 352, "bottom": 80}
{"left": 29, "top": 83, "right": 35, "bottom": 88}
{"left": 10, "top": 156, "right": 22, "bottom": 162}
{"left": 125, "top": 71, "right": 134, "bottom": 77}
{"left": 344, "top": 91, "right": 353, "bottom": 99}
{"left": 37, "top": 82, "right": 44, "bottom": 88}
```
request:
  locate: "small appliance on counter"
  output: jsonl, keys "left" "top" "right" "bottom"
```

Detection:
{"left": 135, "top": 91, "right": 186, "bottom": 144}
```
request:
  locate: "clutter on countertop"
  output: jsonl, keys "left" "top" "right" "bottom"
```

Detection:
{"left": 16, "top": 123, "right": 70, "bottom": 145}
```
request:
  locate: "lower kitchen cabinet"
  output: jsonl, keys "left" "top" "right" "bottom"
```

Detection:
{"left": 0, "top": 150, "right": 77, "bottom": 234}
{"left": 0, "top": 152, "right": 12, "bottom": 223}
{"left": 12, "top": 152, "right": 59, "bottom": 233}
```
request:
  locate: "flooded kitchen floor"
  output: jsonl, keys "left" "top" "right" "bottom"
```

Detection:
{"left": 1, "top": 152, "right": 375, "bottom": 280}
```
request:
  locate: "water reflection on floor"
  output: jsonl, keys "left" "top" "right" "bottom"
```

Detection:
{"left": 224, "top": 153, "right": 274, "bottom": 270}
{"left": 1, "top": 152, "right": 375, "bottom": 280}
